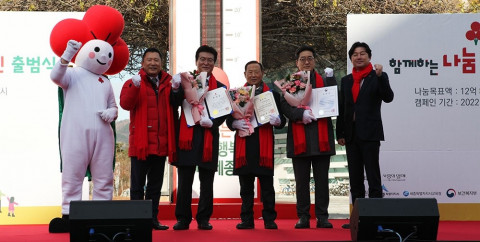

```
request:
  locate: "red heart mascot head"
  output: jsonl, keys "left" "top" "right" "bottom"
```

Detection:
{"left": 50, "top": 5, "right": 129, "bottom": 75}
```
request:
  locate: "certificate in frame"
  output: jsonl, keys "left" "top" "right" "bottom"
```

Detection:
{"left": 310, "top": 86, "right": 339, "bottom": 119}
{"left": 253, "top": 91, "right": 279, "bottom": 125}
{"left": 205, "top": 87, "right": 233, "bottom": 119}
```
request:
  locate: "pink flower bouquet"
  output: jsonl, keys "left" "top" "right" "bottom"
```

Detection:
{"left": 181, "top": 70, "right": 209, "bottom": 124}
{"left": 274, "top": 71, "right": 312, "bottom": 109}
{"left": 228, "top": 85, "right": 256, "bottom": 137}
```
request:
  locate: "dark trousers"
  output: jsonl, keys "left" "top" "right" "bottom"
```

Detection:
{"left": 292, "top": 156, "right": 331, "bottom": 220}
{"left": 346, "top": 132, "right": 382, "bottom": 205}
{"left": 130, "top": 155, "right": 166, "bottom": 222}
{"left": 238, "top": 175, "right": 277, "bottom": 223}
{"left": 175, "top": 166, "right": 215, "bottom": 224}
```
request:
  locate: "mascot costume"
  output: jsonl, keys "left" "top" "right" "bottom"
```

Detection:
{"left": 48, "top": 5, "right": 129, "bottom": 233}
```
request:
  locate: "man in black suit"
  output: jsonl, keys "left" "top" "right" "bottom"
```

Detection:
{"left": 170, "top": 45, "right": 227, "bottom": 230}
{"left": 336, "top": 42, "right": 394, "bottom": 227}
{"left": 280, "top": 46, "right": 337, "bottom": 229}
{"left": 226, "top": 61, "right": 286, "bottom": 230}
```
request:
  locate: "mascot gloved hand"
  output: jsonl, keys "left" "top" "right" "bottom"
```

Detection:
{"left": 99, "top": 108, "right": 118, "bottom": 123}
{"left": 48, "top": 5, "right": 129, "bottom": 233}
{"left": 61, "top": 40, "right": 82, "bottom": 63}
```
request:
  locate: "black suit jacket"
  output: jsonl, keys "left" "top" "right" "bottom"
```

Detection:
{"left": 226, "top": 83, "right": 286, "bottom": 176}
{"left": 336, "top": 70, "right": 394, "bottom": 142}
{"left": 170, "top": 79, "right": 227, "bottom": 171}
{"left": 281, "top": 71, "right": 337, "bottom": 158}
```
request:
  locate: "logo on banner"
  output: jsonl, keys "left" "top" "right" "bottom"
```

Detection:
{"left": 447, "top": 188, "right": 477, "bottom": 198}
{"left": 465, "top": 21, "right": 480, "bottom": 45}
{"left": 382, "top": 173, "right": 406, "bottom": 182}
{"left": 382, "top": 184, "right": 400, "bottom": 197}
{"left": 382, "top": 184, "right": 389, "bottom": 192}
{"left": 446, "top": 188, "right": 456, "bottom": 198}
{"left": 403, "top": 190, "right": 441, "bottom": 197}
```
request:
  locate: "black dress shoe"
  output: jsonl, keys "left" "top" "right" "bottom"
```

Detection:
{"left": 342, "top": 223, "right": 350, "bottom": 229}
{"left": 197, "top": 221, "right": 213, "bottom": 230}
{"left": 236, "top": 221, "right": 254, "bottom": 229}
{"left": 49, "top": 215, "right": 70, "bottom": 233}
{"left": 294, "top": 217, "right": 310, "bottom": 229}
{"left": 152, "top": 220, "right": 169, "bottom": 230}
{"left": 264, "top": 221, "right": 278, "bottom": 229}
{"left": 173, "top": 221, "right": 190, "bottom": 230}
{"left": 316, "top": 218, "right": 333, "bottom": 228}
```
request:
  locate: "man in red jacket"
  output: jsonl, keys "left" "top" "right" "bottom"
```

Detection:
{"left": 120, "top": 48, "right": 178, "bottom": 230}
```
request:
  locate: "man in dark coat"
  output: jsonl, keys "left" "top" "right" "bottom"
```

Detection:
{"left": 336, "top": 42, "right": 394, "bottom": 229}
{"left": 170, "top": 45, "right": 226, "bottom": 230}
{"left": 280, "top": 45, "right": 337, "bottom": 229}
{"left": 226, "top": 61, "right": 286, "bottom": 230}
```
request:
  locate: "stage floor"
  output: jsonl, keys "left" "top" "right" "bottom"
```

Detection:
{"left": 2, "top": 219, "right": 479, "bottom": 241}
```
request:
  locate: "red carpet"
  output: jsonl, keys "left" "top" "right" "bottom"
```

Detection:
{"left": 1, "top": 219, "right": 479, "bottom": 241}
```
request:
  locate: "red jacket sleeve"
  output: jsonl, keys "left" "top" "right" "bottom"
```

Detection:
{"left": 120, "top": 79, "right": 140, "bottom": 111}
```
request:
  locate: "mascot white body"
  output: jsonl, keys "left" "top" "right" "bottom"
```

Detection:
{"left": 50, "top": 39, "right": 117, "bottom": 214}
{"left": 48, "top": 5, "right": 129, "bottom": 233}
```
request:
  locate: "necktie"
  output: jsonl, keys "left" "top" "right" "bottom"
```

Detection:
{"left": 148, "top": 77, "right": 158, "bottom": 96}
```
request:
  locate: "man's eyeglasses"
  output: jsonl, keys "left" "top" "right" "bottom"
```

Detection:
{"left": 199, "top": 57, "right": 215, "bottom": 64}
{"left": 298, "top": 56, "right": 315, "bottom": 63}
{"left": 351, "top": 52, "right": 368, "bottom": 58}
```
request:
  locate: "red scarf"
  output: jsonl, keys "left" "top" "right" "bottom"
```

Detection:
{"left": 135, "top": 69, "right": 177, "bottom": 162}
{"left": 352, "top": 63, "right": 373, "bottom": 103}
{"left": 292, "top": 72, "right": 330, "bottom": 155}
{"left": 235, "top": 82, "right": 274, "bottom": 169}
{"left": 178, "top": 74, "right": 218, "bottom": 162}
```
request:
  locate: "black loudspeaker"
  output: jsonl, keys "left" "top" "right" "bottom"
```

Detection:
{"left": 69, "top": 200, "right": 152, "bottom": 242}
{"left": 350, "top": 198, "right": 439, "bottom": 241}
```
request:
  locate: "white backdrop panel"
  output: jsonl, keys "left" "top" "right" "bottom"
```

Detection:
{"left": 0, "top": 12, "right": 89, "bottom": 207}
{"left": 348, "top": 14, "right": 480, "bottom": 203}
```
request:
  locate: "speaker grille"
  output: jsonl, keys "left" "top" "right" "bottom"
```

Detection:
{"left": 350, "top": 198, "right": 439, "bottom": 241}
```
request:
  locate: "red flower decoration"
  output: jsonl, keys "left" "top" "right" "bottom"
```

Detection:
{"left": 49, "top": 5, "right": 129, "bottom": 75}
{"left": 465, "top": 21, "right": 480, "bottom": 45}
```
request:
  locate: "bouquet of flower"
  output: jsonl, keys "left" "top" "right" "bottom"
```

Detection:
{"left": 188, "top": 70, "right": 202, "bottom": 87}
{"left": 274, "top": 71, "right": 312, "bottom": 109}
{"left": 229, "top": 86, "right": 252, "bottom": 108}
{"left": 228, "top": 85, "right": 256, "bottom": 137}
{"left": 181, "top": 70, "right": 209, "bottom": 124}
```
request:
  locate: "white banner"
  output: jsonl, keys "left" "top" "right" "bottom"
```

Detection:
{"left": 0, "top": 12, "right": 89, "bottom": 225}
{"left": 0, "top": 12, "right": 88, "bottom": 206}
{"left": 347, "top": 14, "right": 480, "bottom": 203}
